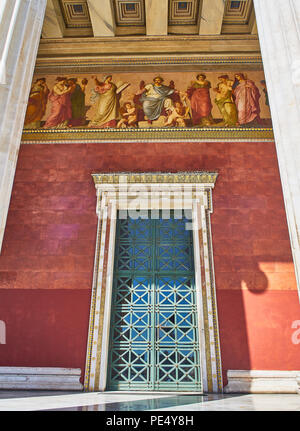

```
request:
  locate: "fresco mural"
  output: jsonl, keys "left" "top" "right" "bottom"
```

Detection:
{"left": 23, "top": 71, "right": 272, "bottom": 130}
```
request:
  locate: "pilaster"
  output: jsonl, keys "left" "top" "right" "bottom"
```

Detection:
{"left": 0, "top": 0, "right": 47, "bottom": 250}
{"left": 254, "top": 0, "right": 300, "bottom": 299}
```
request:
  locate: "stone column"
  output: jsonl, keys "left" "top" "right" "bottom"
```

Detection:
{"left": 0, "top": 0, "right": 46, "bottom": 250}
{"left": 254, "top": 0, "right": 300, "bottom": 299}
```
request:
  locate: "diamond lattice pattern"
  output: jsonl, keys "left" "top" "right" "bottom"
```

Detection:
{"left": 107, "top": 211, "right": 202, "bottom": 391}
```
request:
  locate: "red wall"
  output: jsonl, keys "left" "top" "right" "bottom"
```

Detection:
{"left": 0, "top": 141, "right": 299, "bottom": 387}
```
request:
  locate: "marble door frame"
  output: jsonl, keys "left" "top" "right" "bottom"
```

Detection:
{"left": 84, "top": 172, "right": 223, "bottom": 393}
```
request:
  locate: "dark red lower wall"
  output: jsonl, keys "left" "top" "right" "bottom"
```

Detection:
{"left": 0, "top": 290, "right": 90, "bottom": 374}
{"left": 0, "top": 141, "right": 299, "bottom": 387}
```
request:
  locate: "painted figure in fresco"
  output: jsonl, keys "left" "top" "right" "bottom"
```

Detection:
{"left": 136, "top": 76, "right": 175, "bottom": 122}
{"left": 260, "top": 80, "right": 269, "bottom": 106}
{"left": 186, "top": 74, "right": 214, "bottom": 126}
{"left": 233, "top": 73, "right": 261, "bottom": 126}
{"left": 67, "top": 77, "right": 88, "bottom": 126}
{"left": 89, "top": 75, "right": 120, "bottom": 128}
{"left": 24, "top": 78, "right": 49, "bottom": 129}
{"left": 164, "top": 101, "right": 188, "bottom": 127}
{"left": 133, "top": 80, "right": 146, "bottom": 122}
{"left": 43, "top": 77, "right": 73, "bottom": 128}
{"left": 213, "top": 75, "right": 238, "bottom": 127}
{"left": 117, "top": 102, "right": 137, "bottom": 128}
{"left": 168, "top": 80, "right": 181, "bottom": 104}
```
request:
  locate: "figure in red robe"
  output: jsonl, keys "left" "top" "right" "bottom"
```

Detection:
{"left": 233, "top": 73, "right": 262, "bottom": 126}
{"left": 186, "top": 74, "right": 214, "bottom": 126}
{"left": 44, "top": 77, "right": 73, "bottom": 128}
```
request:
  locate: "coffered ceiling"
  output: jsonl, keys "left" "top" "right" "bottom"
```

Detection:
{"left": 43, "top": 0, "right": 256, "bottom": 36}
{"left": 59, "top": 1, "right": 92, "bottom": 28}
{"left": 38, "top": 0, "right": 260, "bottom": 69}
{"left": 114, "top": 0, "right": 146, "bottom": 27}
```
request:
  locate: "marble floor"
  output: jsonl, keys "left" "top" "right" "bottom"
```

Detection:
{"left": 0, "top": 391, "right": 299, "bottom": 411}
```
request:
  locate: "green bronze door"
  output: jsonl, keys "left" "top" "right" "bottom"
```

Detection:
{"left": 106, "top": 211, "right": 202, "bottom": 391}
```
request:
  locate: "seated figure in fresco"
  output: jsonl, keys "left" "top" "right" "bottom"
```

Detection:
{"left": 43, "top": 77, "right": 73, "bottom": 128}
{"left": 24, "top": 78, "right": 49, "bottom": 129}
{"left": 233, "top": 73, "right": 262, "bottom": 126}
{"left": 186, "top": 73, "right": 214, "bottom": 126}
{"left": 164, "top": 101, "right": 188, "bottom": 128}
{"left": 135, "top": 76, "right": 175, "bottom": 122}
{"left": 117, "top": 102, "right": 137, "bottom": 128}
{"left": 67, "top": 77, "right": 88, "bottom": 127}
{"left": 213, "top": 75, "right": 238, "bottom": 127}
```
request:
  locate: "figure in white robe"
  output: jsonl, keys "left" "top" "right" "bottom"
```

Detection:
{"left": 89, "top": 75, "right": 119, "bottom": 128}
{"left": 137, "top": 76, "right": 174, "bottom": 121}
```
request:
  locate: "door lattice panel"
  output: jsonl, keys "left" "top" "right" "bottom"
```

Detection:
{"left": 107, "top": 211, "right": 202, "bottom": 391}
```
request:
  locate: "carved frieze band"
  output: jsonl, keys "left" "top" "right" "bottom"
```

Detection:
{"left": 92, "top": 172, "right": 218, "bottom": 185}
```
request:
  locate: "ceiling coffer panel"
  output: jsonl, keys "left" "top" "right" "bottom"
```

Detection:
{"left": 168, "top": 0, "right": 200, "bottom": 26}
{"left": 59, "top": 0, "right": 92, "bottom": 28}
{"left": 223, "top": 0, "right": 253, "bottom": 25}
{"left": 114, "top": 0, "right": 146, "bottom": 26}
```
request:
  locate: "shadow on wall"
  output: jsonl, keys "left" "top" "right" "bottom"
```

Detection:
{"left": 215, "top": 252, "right": 299, "bottom": 388}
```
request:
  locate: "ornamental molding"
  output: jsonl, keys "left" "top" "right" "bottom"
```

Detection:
{"left": 92, "top": 171, "right": 218, "bottom": 185}
{"left": 34, "top": 54, "right": 264, "bottom": 74}
{"left": 22, "top": 128, "right": 274, "bottom": 143}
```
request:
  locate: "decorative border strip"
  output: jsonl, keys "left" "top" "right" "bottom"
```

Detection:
{"left": 196, "top": 208, "right": 212, "bottom": 391}
{"left": 200, "top": 204, "right": 219, "bottom": 392}
{"left": 92, "top": 172, "right": 218, "bottom": 185}
{"left": 35, "top": 55, "right": 263, "bottom": 69}
{"left": 34, "top": 53, "right": 264, "bottom": 77}
{"left": 21, "top": 138, "right": 275, "bottom": 144}
{"left": 205, "top": 209, "right": 223, "bottom": 391}
{"left": 21, "top": 127, "right": 274, "bottom": 143}
{"left": 95, "top": 208, "right": 112, "bottom": 390}
{"left": 86, "top": 212, "right": 108, "bottom": 391}
{"left": 84, "top": 217, "right": 102, "bottom": 391}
